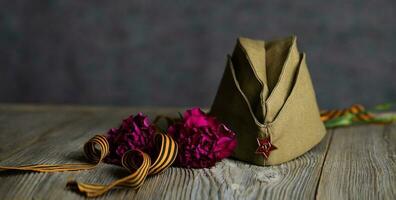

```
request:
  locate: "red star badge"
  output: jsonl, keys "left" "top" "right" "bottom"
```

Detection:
{"left": 255, "top": 137, "right": 277, "bottom": 159}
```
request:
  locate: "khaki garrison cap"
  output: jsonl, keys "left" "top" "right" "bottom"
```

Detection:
{"left": 210, "top": 36, "right": 326, "bottom": 165}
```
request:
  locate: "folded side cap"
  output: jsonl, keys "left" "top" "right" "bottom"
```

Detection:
{"left": 232, "top": 38, "right": 266, "bottom": 123}
{"left": 236, "top": 36, "right": 300, "bottom": 123}
{"left": 237, "top": 37, "right": 267, "bottom": 87}
{"left": 265, "top": 36, "right": 297, "bottom": 92}
{"left": 265, "top": 37, "right": 300, "bottom": 122}
{"left": 266, "top": 54, "right": 326, "bottom": 165}
{"left": 210, "top": 57, "right": 267, "bottom": 164}
{"left": 211, "top": 36, "right": 325, "bottom": 166}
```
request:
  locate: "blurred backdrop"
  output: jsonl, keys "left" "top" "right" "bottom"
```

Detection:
{"left": 0, "top": 0, "right": 395, "bottom": 109}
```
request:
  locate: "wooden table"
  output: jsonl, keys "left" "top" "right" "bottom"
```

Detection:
{"left": 0, "top": 105, "right": 395, "bottom": 199}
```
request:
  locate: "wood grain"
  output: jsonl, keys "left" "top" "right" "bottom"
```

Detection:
{"left": 0, "top": 110, "right": 84, "bottom": 159}
{"left": 316, "top": 124, "right": 396, "bottom": 199}
{"left": 0, "top": 105, "right": 394, "bottom": 199}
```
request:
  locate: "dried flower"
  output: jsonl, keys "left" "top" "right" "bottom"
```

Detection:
{"left": 167, "top": 108, "right": 237, "bottom": 168}
{"left": 105, "top": 113, "right": 156, "bottom": 165}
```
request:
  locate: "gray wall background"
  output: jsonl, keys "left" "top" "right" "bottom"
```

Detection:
{"left": 0, "top": 0, "right": 395, "bottom": 109}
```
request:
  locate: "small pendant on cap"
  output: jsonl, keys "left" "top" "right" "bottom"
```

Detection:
{"left": 255, "top": 136, "right": 277, "bottom": 159}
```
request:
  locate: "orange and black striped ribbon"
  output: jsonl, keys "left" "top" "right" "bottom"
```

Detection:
{"left": 320, "top": 104, "right": 374, "bottom": 122}
{"left": 0, "top": 135, "right": 109, "bottom": 172}
{"left": 0, "top": 133, "right": 178, "bottom": 198}
{"left": 67, "top": 133, "right": 178, "bottom": 197}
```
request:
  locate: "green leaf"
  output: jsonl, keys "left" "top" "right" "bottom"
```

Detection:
{"left": 324, "top": 113, "right": 355, "bottom": 128}
{"left": 369, "top": 102, "right": 396, "bottom": 112}
{"left": 370, "top": 114, "right": 396, "bottom": 123}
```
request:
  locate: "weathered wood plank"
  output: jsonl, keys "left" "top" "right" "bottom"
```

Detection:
{"left": 141, "top": 134, "right": 329, "bottom": 200}
{"left": 0, "top": 103, "right": 185, "bottom": 113}
{"left": 0, "top": 107, "right": 185, "bottom": 199}
{"left": 316, "top": 123, "right": 396, "bottom": 199}
{"left": 0, "top": 105, "right": 183, "bottom": 160}
{"left": 0, "top": 109, "right": 132, "bottom": 199}
{"left": 136, "top": 132, "right": 332, "bottom": 200}
{"left": 0, "top": 110, "right": 84, "bottom": 159}
{"left": 0, "top": 106, "right": 333, "bottom": 200}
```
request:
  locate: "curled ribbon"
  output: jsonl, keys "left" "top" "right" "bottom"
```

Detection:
{"left": 0, "top": 133, "right": 178, "bottom": 198}
{"left": 320, "top": 104, "right": 374, "bottom": 122}
{"left": 320, "top": 104, "right": 395, "bottom": 128}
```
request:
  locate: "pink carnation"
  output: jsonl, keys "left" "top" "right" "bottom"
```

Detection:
{"left": 167, "top": 108, "right": 237, "bottom": 168}
{"left": 105, "top": 113, "right": 156, "bottom": 165}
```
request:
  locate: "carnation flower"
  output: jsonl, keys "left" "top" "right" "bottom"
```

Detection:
{"left": 105, "top": 113, "right": 156, "bottom": 165}
{"left": 167, "top": 108, "right": 237, "bottom": 168}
